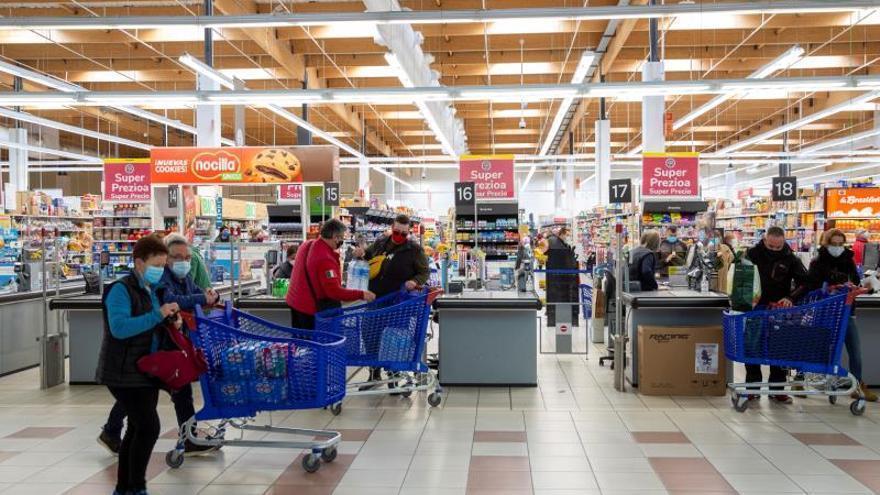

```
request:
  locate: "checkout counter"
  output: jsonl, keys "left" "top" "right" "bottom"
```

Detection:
{"left": 621, "top": 288, "right": 731, "bottom": 387}
{"left": 850, "top": 294, "right": 880, "bottom": 387}
{"left": 0, "top": 282, "right": 86, "bottom": 376}
{"left": 434, "top": 290, "right": 542, "bottom": 386}
{"left": 234, "top": 294, "right": 290, "bottom": 326}
{"left": 50, "top": 279, "right": 261, "bottom": 384}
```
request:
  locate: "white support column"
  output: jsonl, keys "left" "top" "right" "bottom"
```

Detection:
{"left": 641, "top": 61, "right": 666, "bottom": 153}
{"left": 196, "top": 75, "right": 222, "bottom": 147}
{"left": 875, "top": 110, "right": 880, "bottom": 149}
{"left": 233, "top": 78, "right": 245, "bottom": 146}
{"left": 385, "top": 168, "right": 396, "bottom": 202}
{"left": 595, "top": 119, "right": 611, "bottom": 205}
{"left": 8, "top": 128, "right": 28, "bottom": 211}
{"left": 554, "top": 166, "right": 563, "bottom": 212}
{"left": 358, "top": 158, "right": 371, "bottom": 201}
{"left": 565, "top": 157, "right": 576, "bottom": 216}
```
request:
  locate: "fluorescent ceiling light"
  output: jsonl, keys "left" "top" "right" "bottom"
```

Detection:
{"left": 0, "top": 139, "right": 103, "bottom": 163}
{"left": 537, "top": 50, "right": 596, "bottom": 160}
{"left": 0, "top": 107, "right": 150, "bottom": 150}
{"left": 797, "top": 127, "right": 880, "bottom": 154}
{"left": 0, "top": 94, "right": 76, "bottom": 106}
{"left": 180, "top": 53, "right": 235, "bottom": 90}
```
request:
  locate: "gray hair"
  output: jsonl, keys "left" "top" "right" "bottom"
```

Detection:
{"left": 164, "top": 233, "right": 189, "bottom": 249}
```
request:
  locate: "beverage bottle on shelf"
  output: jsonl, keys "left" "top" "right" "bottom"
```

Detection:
{"left": 700, "top": 275, "right": 709, "bottom": 294}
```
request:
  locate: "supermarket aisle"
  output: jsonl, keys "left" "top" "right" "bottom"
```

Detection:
{"left": 0, "top": 353, "right": 878, "bottom": 494}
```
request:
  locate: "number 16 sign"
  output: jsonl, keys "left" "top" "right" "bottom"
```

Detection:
{"left": 454, "top": 181, "right": 476, "bottom": 207}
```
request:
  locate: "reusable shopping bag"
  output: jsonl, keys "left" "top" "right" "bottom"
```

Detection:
{"left": 728, "top": 260, "right": 762, "bottom": 312}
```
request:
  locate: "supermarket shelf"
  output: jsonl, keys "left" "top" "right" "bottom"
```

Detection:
{"left": 92, "top": 215, "right": 151, "bottom": 219}
{"left": 454, "top": 227, "right": 519, "bottom": 231}
{"left": 12, "top": 214, "right": 92, "bottom": 220}
{"left": 93, "top": 240, "right": 138, "bottom": 243}
{"left": 826, "top": 216, "right": 880, "bottom": 220}
{"left": 99, "top": 251, "right": 133, "bottom": 255}
{"left": 716, "top": 212, "right": 773, "bottom": 220}
{"left": 93, "top": 226, "right": 150, "bottom": 229}
{"left": 456, "top": 239, "right": 519, "bottom": 244}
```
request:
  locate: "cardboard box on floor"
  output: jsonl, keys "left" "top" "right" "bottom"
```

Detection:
{"left": 638, "top": 325, "right": 728, "bottom": 396}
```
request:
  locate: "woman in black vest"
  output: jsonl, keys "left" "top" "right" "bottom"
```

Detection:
{"left": 96, "top": 236, "right": 180, "bottom": 495}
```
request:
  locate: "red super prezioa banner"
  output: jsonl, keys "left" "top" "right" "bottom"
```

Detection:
{"left": 459, "top": 154, "right": 515, "bottom": 199}
{"left": 642, "top": 152, "right": 700, "bottom": 197}
{"left": 104, "top": 158, "right": 151, "bottom": 202}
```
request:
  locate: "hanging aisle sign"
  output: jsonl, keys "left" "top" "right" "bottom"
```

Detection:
{"left": 103, "top": 158, "right": 151, "bottom": 202}
{"left": 150, "top": 145, "right": 339, "bottom": 184}
{"left": 278, "top": 184, "right": 303, "bottom": 201}
{"left": 642, "top": 152, "right": 700, "bottom": 198}
{"left": 459, "top": 154, "right": 515, "bottom": 199}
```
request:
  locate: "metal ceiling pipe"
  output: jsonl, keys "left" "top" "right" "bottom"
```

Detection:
{"left": 1, "top": 1, "right": 876, "bottom": 30}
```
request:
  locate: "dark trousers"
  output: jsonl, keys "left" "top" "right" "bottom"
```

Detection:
{"left": 845, "top": 317, "right": 863, "bottom": 382}
{"left": 104, "top": 383, "right": 195, "bottom": 438}
{"left": 290, "top": 308, "right": 316, "bottom": 330}
{"left": 745, "top": 364, "right": 788, "bottom": 391}
{"left": 107, "top": 386, "right": 160, "bottom": 493}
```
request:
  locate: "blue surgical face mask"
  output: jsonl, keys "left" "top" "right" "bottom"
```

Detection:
{"left": 667, "top": 236, "right": 678, "bottom": 243}
{"left": 828, "top": 246, "right": 845, "bottom": 258}
{"left": 172, "top": 261, "right": 191, "bottom": 278}
{"left": 144, "top": 265, "right": 164, "bottom": 285}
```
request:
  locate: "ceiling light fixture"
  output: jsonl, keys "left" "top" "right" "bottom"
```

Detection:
{"left": 0, "top": 107, "right": 151, "bottom": 151}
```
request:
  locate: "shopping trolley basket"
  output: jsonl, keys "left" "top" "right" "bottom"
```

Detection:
{"left": 316, "top": 288, "right": 444, "bottom": 414}
{"left": 723, "top": 285, "right": 868, "bottom": 415}
{"left": 166, "top": 303, "right": 345, "bottom": 473}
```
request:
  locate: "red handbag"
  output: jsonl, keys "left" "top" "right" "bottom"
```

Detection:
{"left": 137, "top": 323, "right": 208, "bottom": 392}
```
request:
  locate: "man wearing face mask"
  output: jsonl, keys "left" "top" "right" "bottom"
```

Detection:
{"left": 658, "top": 226, "right": 688, "bottom": 276}
{"left": 545, "top": 226, "right": 579, "bottom": 327}
{"left": 744, "top": 226, "right": 810, "bottom": 404}
{"left": 355, "top": 214, "right": 430, "bottom": 298}
{"left": 97, "top": 234, "right": 219, "bottom": 457}
{"left": 353, "top": 214, "right": 429, "bottom": 386}
{"left": 804, "top": 229, "right": 877, "bottom": 401}
{"left": 287, "top": 219, "right": 376, "bottom": 330}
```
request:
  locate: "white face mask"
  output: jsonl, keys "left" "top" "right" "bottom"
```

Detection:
{"left": 828, "top": 246, "right": 845, "bottom": 258}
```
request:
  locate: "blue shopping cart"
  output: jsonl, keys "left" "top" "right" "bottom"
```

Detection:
{"left": 166, "top": 303, "right": 345, "bottom": 473}
{"left": 316, "top": 288, "right": 444, "bottom": 414}
{"left": 723, "top": 285, "right": 867, "bottom": 415}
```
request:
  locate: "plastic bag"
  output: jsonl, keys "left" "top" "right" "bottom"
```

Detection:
{"left": 729, "top": 260, "right": 762, "bottom": 312}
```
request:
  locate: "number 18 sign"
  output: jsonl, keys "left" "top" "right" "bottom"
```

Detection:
{"left": 772, "top": 176, "right": 797, "bottom": 202}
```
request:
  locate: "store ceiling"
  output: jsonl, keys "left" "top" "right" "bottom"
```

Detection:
{"left": 0, "top": 0, "right": 878, "bottom": 182}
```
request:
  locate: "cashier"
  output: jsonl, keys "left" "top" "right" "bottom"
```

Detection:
{"left": 658, "top": 226, "right": 687, "bottom": 275}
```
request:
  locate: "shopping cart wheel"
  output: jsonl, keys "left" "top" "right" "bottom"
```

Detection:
{"left": 850, "top": 399, "right": 866, "bottom": 416}
{"left": 321, "top": 447, "right": 338, "bottom": 463}
{"left": 428, "top": 392, "right": 442, "bottom": 407}
{"left": 302, "top": 453, "right": 321, "bottom": 473}
{"left": 828, "top": 395, "right": 838, "bottom": 405}
{"left": 730, "top": 393, "right": 748, "bottom": 413}
{"left": 165, "top": 449, "right": 184, "bottom": 469}
{"left": 330, "top": 403, "right": 343, "bottom": 416}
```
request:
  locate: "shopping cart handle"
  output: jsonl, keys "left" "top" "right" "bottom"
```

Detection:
{"left": 426, "top": 289, "right": 444, "bottom": 306}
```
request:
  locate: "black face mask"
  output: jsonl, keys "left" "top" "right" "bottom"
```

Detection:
{"left": 335, "top": 238, "right": 344, "bottom": 249}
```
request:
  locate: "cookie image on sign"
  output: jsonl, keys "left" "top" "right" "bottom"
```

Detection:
{"left": 244, "top": 149, "right": 302, "bottom": 183}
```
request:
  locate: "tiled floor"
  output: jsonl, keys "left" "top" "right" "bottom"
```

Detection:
{"left": 0, "top": 347, "right": 879, "bottom": 494}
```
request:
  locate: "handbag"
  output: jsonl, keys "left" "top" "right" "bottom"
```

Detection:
{"left": 137, "top": 322, "right": 208, "bottom": 392}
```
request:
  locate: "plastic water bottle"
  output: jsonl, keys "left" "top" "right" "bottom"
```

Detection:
{"left": 700, "top": 275, "right": 709, "bottom": 294}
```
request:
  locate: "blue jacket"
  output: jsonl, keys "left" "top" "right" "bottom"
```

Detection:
{"left": 105, "top": 273, "right": 164, "bottom": 340}
{"left": 156, "top": 266, "right": 207, "bottom": 311}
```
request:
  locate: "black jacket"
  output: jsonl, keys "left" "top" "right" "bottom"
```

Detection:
{"left": 807, "top": 247, "right": 860, "bottom": 288}
{"left": 629, "top": 245, "right": 658, "bottom": 291}
{"left": 365, "top": 235, "right": 430, "bottom": 297}
{"left": 746, "top": 240, "right": 809, "bottom": 305}
{"left": 95, "top": 274, "right": 162, "bottom": 388}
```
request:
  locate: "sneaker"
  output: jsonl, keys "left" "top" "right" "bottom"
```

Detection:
{"left": 747, "top": 394, "right": 760, "bottom": 401}
{"left": 183, "top": 440, "right": 216, "bottom": 457}
{"left": 97, "top": 430, "right": 121, "bottom": 455}
{"left": 770, "top": 395, "right": 794, "bottom": 404}
{"left": 792, "top": 383, "right": 808, "bottom": 399}
{"left": 851, "top": 382, "right": 879, "bottom": 402}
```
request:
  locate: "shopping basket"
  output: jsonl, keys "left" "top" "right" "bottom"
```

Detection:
{"left": 166, "top": 303, "right": 344, "bottom": 473}
{"left": 723, "top": 285, "right": 867, "bottom": 415}
{"left": 579, "top": 284, "right": 593, "bottom": 319}
{"left": 315, "top": 288, "right": 444, "bottom": 414}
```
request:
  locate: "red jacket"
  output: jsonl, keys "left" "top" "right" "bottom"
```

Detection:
{"left": 854, "top": 237, "right": 867, "bottom": 266}
{"left": 286, "top": 239, "right": 364, "bottom": 315}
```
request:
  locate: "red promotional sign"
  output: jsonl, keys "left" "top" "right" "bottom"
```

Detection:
{"left": 642, "top": 152, "right": 700, "bottom": 197}
{"left": 459, "top": 155, "right": 515, "bottom": 199}
{"left": 738, "top": 188, "right": 753, "bottom": 200}
{"left": 103, "top": 158, "right": 151, "bottom": 202}
{"left": 278, "top": 183, "right": 303, "bottom": 201}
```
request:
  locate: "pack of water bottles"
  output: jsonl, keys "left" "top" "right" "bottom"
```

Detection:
{"left": 346, "top": 259, "right": 371, "bottom": 291}
{"left": 214, "top": 341, "right": 290, "bottom": 406}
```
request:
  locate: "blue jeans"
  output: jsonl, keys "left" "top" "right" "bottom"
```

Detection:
{"left": 104, "top": 383, "right": 196, "bottom": 438}
{"left": 845, "top": 317, "right": 863, "bottom": 382}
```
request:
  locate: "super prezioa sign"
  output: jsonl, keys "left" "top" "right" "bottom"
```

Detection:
{"left": 459, "top": 155, "right": 515, "bottom": 199}
{"left": 104, "top": 158, "right": 151, "bottom": 202}
{"left": 642, "top": 152, "right": 700, "bottom": 197}
{"left": 150, "top": 145, "right": 339, "bottom": 184}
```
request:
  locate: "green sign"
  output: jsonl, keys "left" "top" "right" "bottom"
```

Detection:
{"left": 245, "top": 202, "right": 257, "bottom": 219}
{"left": 307, "top": 185, "right": 330, "bottom": 216}
{"left": 199, "top": 197, "right": 216, "bottom": 217}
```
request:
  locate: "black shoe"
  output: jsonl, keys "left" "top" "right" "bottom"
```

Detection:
{"left": 183, "top": 439, "right": 217, "bottom": 457}
{"left": 97, "top": 430, "right": 121, "bottom": 455}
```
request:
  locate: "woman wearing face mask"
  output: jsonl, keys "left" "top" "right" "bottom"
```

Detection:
{"left": 715, "top": 232, "right": 739, "bottom": 294}
{"left": 95, "top": 235, "right": 180, "bottom": 495}
{"left": 804, "top": 228, "right": 877, "bottom": 401}
{"left": 658, "top": 226, "right": 688, "bottom": 276}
